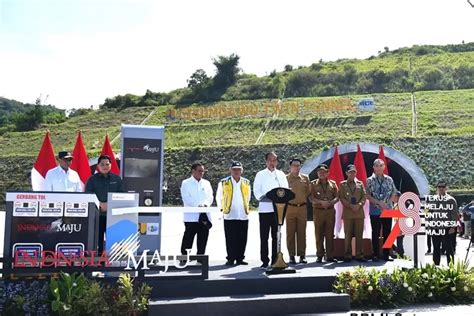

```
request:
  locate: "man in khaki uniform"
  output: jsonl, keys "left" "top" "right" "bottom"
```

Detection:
{"left": 310, "top": 164, "right": 339, "bottom": 263}
{"left": 286, "top": 158, "right": 311, "bottom": 264}
{"left": 339, "top": 164, "right": 367, "bottom": 262}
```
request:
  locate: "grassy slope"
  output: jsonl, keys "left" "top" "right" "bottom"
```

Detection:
{"left": 0, "top": 89, "right": 472, "bottom": 206}
{"left": 147, "top": 89, "right": 474, "bottom": 148}
{"left": 0, "top": 106, "right": 153, "bottom": 157}
{"left": 314, "top": 51, "right": 474, "bottom": 73}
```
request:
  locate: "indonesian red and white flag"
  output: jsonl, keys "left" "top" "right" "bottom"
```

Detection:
{"left": 96, "top": 134, "right": 120, "bottom": 175}
{"left": 354, "top": 144, "right": 372, "bottom": 238}
{"left": 328, "top": 145, "right": 345, "bottom": 238}
{"left": 70, "top": 131, "right": 91, "bottom": 191}
{"left": 31, "top": 131, "right": 57, "bottom": 191}
{"left": 378, "top": 145, "right": 389, "bottom": 175}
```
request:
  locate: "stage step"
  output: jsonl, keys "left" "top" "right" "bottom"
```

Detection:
{"left": 149, "top": 275, "right": 335, "bottom": 298}
{"left": 149, "top": 291, "right": 350, "bottom": 316}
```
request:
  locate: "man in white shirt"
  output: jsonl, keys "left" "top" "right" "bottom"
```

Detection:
{"left": 180, "top": 162, "right": 214, "bottom": 257}
{"left": 253, "top": 152, "right": 289, "bottom": 269}
{"left": 216, "top": 161, "right": 252, "bottom": 266}
{"left": 44, "top": 151, "right": 82, "bottom": 192}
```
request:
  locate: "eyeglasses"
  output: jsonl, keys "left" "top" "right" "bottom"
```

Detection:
{"left": 99, "top": 163, "right": 111, "bottom": 167}
{"left": 437, "top": 185, "right": 446, "bottom": 188}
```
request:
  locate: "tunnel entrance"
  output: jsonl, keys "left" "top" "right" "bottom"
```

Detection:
{"left": 301, "top": 143, "right": 430, "bottom": 196}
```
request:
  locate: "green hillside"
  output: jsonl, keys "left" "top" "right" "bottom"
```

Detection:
{"left": 0, "top": 97, "right": 65, "bottom": 130}
{"left": 1, "top": 89, "right": 473, "bottom": 155}
{"left": 149, "top": 89, "right": 474, "bottom": 148}
{"left": 0, "top": 89, "right": 473, "bottom": 207}
{"left": 99, "top": 43, "right": 474, "bottom": 108}
{"left": 1, "top": 42, "right": 473, "bottom": 207}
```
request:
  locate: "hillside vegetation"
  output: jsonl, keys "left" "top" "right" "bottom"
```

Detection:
{"left": 99, "top": 43, "right": 474, "bottom": 108}
{"left": 0, "top": 42, "right": 473, "bottom": 207}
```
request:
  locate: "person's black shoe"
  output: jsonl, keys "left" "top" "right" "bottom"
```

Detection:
{"left": 299, "top": 257, "right": 307, "bottom": 264}
{"left": 372, "top": 256, "right": 379, "bottom": 262}
{"left": 289, "top": 256, "right": 297, "bottom": 264}
{"left": 259, "top": 263, "right": 269, "bottom": 270}
{"left": 327, "top": 258, "right": 338, "bottom": 263}
{"left": 236, "top": 261, "right": 248, "bottom": 265}
{"left": 225, "top": 260, "right": 235, "bottom": 266}
{"left": 316, "top": 257, "right": 323, "bottom": 263}
{"left": 357, "top": 257, "right": 368, "bottom": 263}
{"left": 343, "top": 258, "right": 352, "bottom": 263}
{"left": 384, "top": 257, "right": 394, "bottom": 262}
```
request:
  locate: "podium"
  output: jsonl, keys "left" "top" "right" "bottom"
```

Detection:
{"left": 107, "top": 196, "right": 220, "bottom": 258}
{"left": 265, "top": 187, "right": 296, "bottom": 275}
{"left": 106, "top": 192, "right": 140, "bottom": 260}
{"left": 4, "top": 192, "right": 99, "bottom": 269}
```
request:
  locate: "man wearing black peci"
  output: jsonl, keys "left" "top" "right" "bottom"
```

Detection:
{"left": 253, "top": 152, "right": 289, "bottom": 270}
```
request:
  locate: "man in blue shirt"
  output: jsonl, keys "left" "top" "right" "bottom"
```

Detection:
{"left": 366, "top": 158, "right": 397, "bottom": 261}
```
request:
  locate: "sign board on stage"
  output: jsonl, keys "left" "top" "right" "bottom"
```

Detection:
{"left": 4, "top": 192, "right": 99, "bottom": 268}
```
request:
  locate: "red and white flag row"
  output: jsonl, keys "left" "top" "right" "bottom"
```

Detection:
{"left": 31, "top": 131, "right": 119, "bottom": 191}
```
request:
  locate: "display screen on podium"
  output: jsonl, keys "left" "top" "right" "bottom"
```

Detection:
{"left": 121, "top": 125, "right": 164, "bottom": 253}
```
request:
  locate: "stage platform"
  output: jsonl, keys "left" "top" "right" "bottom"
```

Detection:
{"left": 2, "top": 210, "right": 473, "bottom": 315}
{"left": 147, "top": 258, "right": 412, "bottom": 315}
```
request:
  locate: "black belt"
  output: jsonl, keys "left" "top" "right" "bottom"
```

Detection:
{"left": 289, "top": 202, "right": 306, "bottom": 207}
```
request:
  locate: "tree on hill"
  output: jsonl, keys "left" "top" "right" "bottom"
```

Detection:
{"left": 0, "top": 96, "right": 66, "bottom": 132}
{"left": 178, "top": 54, "right": 241, "bottom": 104}
{"left": 12, "top": 99, "right": 44, "bottom": 131}
{"left": 212, "top": 54, "right": 240, "bottom": 91}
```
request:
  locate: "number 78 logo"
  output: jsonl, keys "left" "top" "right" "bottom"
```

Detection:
{"left": 380, "top": 192, "right": 422, "bottom": 249}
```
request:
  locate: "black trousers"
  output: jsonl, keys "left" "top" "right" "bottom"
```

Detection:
{"left": 224, "top": 219, "right": 248, "bottom": 262}
{"left": 259, "top": 212, "right": 278, "bottom": 265}
{"left": 450, "top": 230, "right": 457, "bottom": 254}
{"left": 370, "top": 215, "right": 392, "bottom": 259}
{"left": 181, "top": 222, "right": 209, "bottom": 255}
{"left": 98, "top": 215, "right": 107, "bottom": 255}
{"left": 432, "top": 231, "right": 455, "bottom": 265}
{"left": 427, "top": 235, "right": 432, "bottom": 252}
{"left": 396, "top": 235, "right": 405, "bottom": 256}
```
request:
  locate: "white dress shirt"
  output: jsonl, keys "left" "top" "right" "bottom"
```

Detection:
{"left": 181, "top": 176, "right": 214, "bottom": 222}
{"left": 253, "top": 168, "right": 289, "bottom": 213}
{"left": 216, "top": 177, "right": 251, "bottom": 220}
{"left": 44, "top": 166, "right": 82, "bottom": 192}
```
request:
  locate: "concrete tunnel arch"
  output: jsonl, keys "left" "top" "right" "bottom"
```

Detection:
{"left": 300, "top": 143, "right": 430, "bottom": 196}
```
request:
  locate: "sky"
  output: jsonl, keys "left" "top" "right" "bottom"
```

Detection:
{"left": 0, "top": 0, "right": 473, "bottom": 109}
